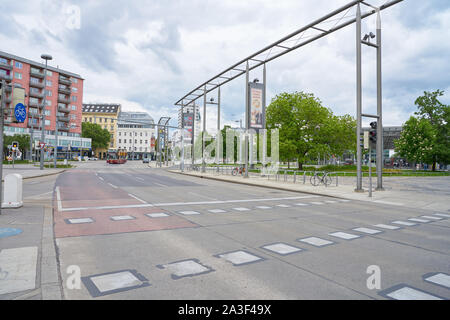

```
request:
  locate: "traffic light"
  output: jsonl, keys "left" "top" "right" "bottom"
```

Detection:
{"left": 369, "top": 121, "right": 377, "bottom": 146}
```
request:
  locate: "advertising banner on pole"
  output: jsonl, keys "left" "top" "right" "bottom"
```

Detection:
{"left": 247, "top": 82, "right": 265, "bottom": 131}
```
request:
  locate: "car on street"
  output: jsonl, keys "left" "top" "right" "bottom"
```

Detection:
{"left": 143, "top": 158, "right": 150, "bottom": 164}
{"left": 88, "top": 157, "right": 98, "bottom": 161}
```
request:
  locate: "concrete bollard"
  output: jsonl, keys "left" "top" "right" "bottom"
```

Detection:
{"left": 2, "top": 174, "right": 23, "bottom": 208}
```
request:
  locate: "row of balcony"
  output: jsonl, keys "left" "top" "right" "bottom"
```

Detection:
{"left": 27, "top": 121, "right": 70, "bottom": 132}
{"left": 29, "top": 81, "right": 45, "bottom": 89}
{"left": 0, "top": 61, "right": 13, "bottom": 71}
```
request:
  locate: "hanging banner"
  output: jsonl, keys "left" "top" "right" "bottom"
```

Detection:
{"left": 247, "top": 82, "right": 265, "bottom": 131}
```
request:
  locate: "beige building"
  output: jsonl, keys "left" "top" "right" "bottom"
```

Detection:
{"left": 82, "top": 104, "right": 121, "bottom": 159}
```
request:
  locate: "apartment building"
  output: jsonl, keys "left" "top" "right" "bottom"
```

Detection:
{"left": 117, "top": 111, "right": 155, "bottom": 160}
{"left": 82, "top": 104, "right": 121, "bottom": 159}
{"left": 0, "top": 51, "right": 90, "bottom": 159}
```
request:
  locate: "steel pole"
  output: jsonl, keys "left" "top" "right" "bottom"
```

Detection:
{"left": 202, "top": 84, "right": 206, "bottom": 172}
{"left": 217, "top": 86, "right": 221, "bottom": 172}
{"left": 40, "top": 59, "right": 49, "bottom": 170}
{"left": 0, "top": 79, "right": 6, "bottom": 214}
{"left": 180, "top": 102, "right": 184, "bottom": 172}
{"left": 192, "top": 103, "right": 196, "bottom": 166}
{"left": 244, "top": 61, "right": 249, "bottom": 178}
{"left": 54, "top": 94, "right": 58, "bottom": 168}
{"left": 376, "top": 9, "right": 384, "bottom": 190}
{"left": 355, "top": 3, "right": 363, "bottom": 192}
{"left": 30, "top": 114, "right": 34, "bottom": 161}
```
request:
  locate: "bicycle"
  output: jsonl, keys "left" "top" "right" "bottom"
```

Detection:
{"left": 310, "top": 171, "right": 332, "bottom": 186}
{"left": 231, "top": 166, "right": 246, "bottom": 176}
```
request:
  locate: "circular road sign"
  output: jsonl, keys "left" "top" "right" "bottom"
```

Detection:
{"left": 14, "top": 103, "right": 27, "bottom": 123}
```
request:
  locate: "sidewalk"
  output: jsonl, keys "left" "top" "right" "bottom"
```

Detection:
{"left": 2, "top": 164, "right": 66, "bottom": 181}
{"left": 168, "top": 169, "right": 450, "bottom": 213}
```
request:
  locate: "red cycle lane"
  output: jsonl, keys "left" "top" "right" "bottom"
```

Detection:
{"left": 53, "top": 170, "right": 197, "bottom": 238}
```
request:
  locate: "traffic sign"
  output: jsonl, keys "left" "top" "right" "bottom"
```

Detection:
{"left": 14, "top": 103, "right": 27, "bottom": 123}
{"left": 39, "top": 142, "right": 46, "bottom": 149}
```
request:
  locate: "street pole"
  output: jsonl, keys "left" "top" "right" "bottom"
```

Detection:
{"left": 40, "top": 54, "right": 52, "bottom": 170}
{"left": 0, "top": 79, "right": 6, "bottom": 215}
{"left": 369, "top": 147, "right": 372, "bottom": 197}
{"left": 180, "top": 102, "right": 184, "bottom": 172}
{"left": 202, "top": 85, "right": 206, "bottom": 173}
{"left": 217, "top": 86, "right": 221, "bottom": 173}
{"left": 54, "top": 81, "right": 58, "bottom": 168}
{"left": 355, "top": 4, "right": 363, "bottom": 192}
{"left": 192, "top": 103, "right": 196, "bottom": 166}
{"left": 30, "top": 114, "right": 34, "bottom": 161}
{"left": 244, "top": 61, "right": 249, "bottom": 178}
{"left": 165, "top": 126, "right": 168, "bottom": 166}
{"left": 376, "top": 9, "right": 384, "bottom": 191}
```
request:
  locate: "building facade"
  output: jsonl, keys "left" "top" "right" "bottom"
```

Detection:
{"left": 117, "top": 111, "right": 155, "bottom": 160}
{"left": 1, "top": 50, "right": 90, "bottom": 159}
{"left": 82, "top": 104, "right": 121, "bottom": 159}
{"left": 178, "top": 104, "right": 201, "bottom": 141}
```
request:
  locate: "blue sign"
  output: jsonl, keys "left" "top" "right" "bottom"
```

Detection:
{"left": 14, "top": 103, "right": 27, "bottom": 123}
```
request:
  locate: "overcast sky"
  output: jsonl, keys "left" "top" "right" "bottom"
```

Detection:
{"left": 1, "top": 0, "right": 449, "bottom": 132}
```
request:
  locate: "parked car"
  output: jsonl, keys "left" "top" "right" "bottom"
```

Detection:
{"left": 88, "top": 157, "right": 98, "bottom": 161}
{"left": 143, "top": 158, "right": 150, "bottom": 164}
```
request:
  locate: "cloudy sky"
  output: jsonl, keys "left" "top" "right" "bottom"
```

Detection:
{"left": 1, "top": 0, "right": 449, "bottom": 133}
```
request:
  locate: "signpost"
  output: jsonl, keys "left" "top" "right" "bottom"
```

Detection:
{"left": 14, "top": 103, "right": 26, "bottom": 123}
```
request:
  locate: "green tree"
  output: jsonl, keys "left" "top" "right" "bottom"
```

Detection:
{"left": 266, "top": 91, "right": 356, "bottom": 169}
{"left": 394, "top": 116, "right": 436, "bottom": 167}
{"left": 3, "top": 134, "right": 30, "bottom": 160}
{"left": 413, "top": 90, "right": 450, "bottom": 169}
{"left": 81, "top": 122, "right": 110, "bottom": 151}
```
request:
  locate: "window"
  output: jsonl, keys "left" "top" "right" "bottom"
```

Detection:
{"left": 118, "top": 132, "right": 121, "bottom": 136}
{"left": 110, "top": 125, "right": 114, "bottom": 130}
{"left": 46, "top": 100, "right": 51, "bottom": 106}
{"left": 0, "top": 57, "right": 8, "bottom": 65}
{"left": 71, "top": 105, "right": 76, "bottom": 111}
{"left": 99, "top": 118, "right": 102, "bottom": 123}
{"left": 46, "top": 70, "right": 52, "bottom": 76}
{"left": 140, "top": 132, "right": 142, "bottom": 137}
{"left": 89, "top": 117, "right": 92, "bottom": 122}
{"left": 45, "top": 120, "right": 51, "bottom": 126}
{"left": 145, "top": 140, "right": 148, "bottom": 145}
{"left": 30, "top": 77, "right": 39, "bottom": 84}
{"left": 71, "top": 115, "right": 76, "bottom": 120}
{"left": 15, "top": 61, "right": 23, "bottom": 69}
{"left": 119, "top": 139, "right": 121, "bottom": 143}
{"left": 44, "top": 110, "right": 51, "bottom": 116}
{"left": 129, "top": 139, "right": 132, "bottom": 143}
{"left": 46, "top": 90, "right": 52, "bottom": 97}
{"left": 135, "top": 139, "right": 137, "bottom": 144}
{"left": 71, "top": 77, "right": 78, "bottom": 84}
{"left": 140, "top": 140, "right": 142, "bottom": 144}
{"left": 72, "top": 87, "right": 77, "bottom": 93}
{"left": 15, "top": 72, "right": 22, "bottom": 79}
{"left": 71, "top": 96, "right": 77, "bottom": 102}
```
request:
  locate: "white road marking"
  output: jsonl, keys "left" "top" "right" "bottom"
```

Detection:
{"left": 392, "top": 221, "right": 417, "bottom": 226}
{"left": 161, "top": 260, "right": 210, "bottom": 278}
{"left": 433, "top": 213, "right": 450, "bottom": 218}
{"left": 262, "top": 243, "right": 302, "bottom": 255}
{"left": 179, "top": 211, "right": 201, "bottom": 215}
{"left": 108, "top": 183, "right": 118, "bottom": 189}
{"left": 295, "top": 203, "right": 309, "bottom": 206}
{"left": 374, "top": 200, "right": 404, "bottom": 206}
{"left": 352, "top": 227, "right": 382, "bottom": 235}
{"left": 55, "top": 186, "right": 62, "bottom": 212}
{"left": 67, "top": 218, "right": 94, "bottom": 224}
{"left": 329, "top": 232, "right": 360, "bottom": 240}
{"left": 145, "top": 213, "right": 169, "bottom": 218}
{"left": 311, "top": 202, "right": 324, "bottom": 205}
{"left": 324, "top": 200, "right": 337, "bottom": 204}
{"left": 385, "top": 286, "right": 442, "bottom": 300}
{"left": 110, "top": 215, "right": 135, "bottom": 221}
{"left": 90, "top": 271, "right": 142, "bottom": 293}
{"left": 0, "top": 247, "right": 38, "bottom": 295}
{"left": 420, "top": 215, "right": 443, "bottom": 220}
{"left": 135, "top": 177, "right": 145, "bottom": 181}
{"left": 61, "top": 203, "right": 154, "bottom": 212}
{"left": 408, "top": 218, "right": 430, "bottom": 223}
{"left": 25, "top": 191, "right": 53, "bottom": 199}
{"left": 153, "top": 182, "right": 167, "bottom": 187}
{"left": 298, "top": 237, "right": 334, "bottom": 247}
{"left": 208, "top": 209, "right": 227, "bottom": 213}
{"left": 255, "top": 206, "right": 271, "bottom": 209}
{"left": 99, "top": 177, "right": 104, "bottom": 181}
{"left": 128, "top": 194, "right": 147, "bottom": 204}
{"left": 424, "top": 273, "right": 450, "bottom": 289}
{"left": 188, "top": 192, "right": 218, "bottom": 201}
{"left": 276, "top": 204, "right": 292, "bottom": 208}
{"left": 218, "top": 251, "right": 262, "bottom": 265}
{"left": 233, "top": 207, "right": 251, "bottom": 212}
{"left": 373, "top": 224, "right": 400, "bottom": 230}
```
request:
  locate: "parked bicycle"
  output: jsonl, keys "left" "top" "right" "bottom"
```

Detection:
{"left": 231, "top": 166, "right": 246, "bottom": 176}
{"left": 310, "top": 171, "right": 332, "bottom": 186}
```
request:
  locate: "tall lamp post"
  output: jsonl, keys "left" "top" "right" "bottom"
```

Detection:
{"left": 40, "top": 54, "right": 52, "bottom": 170}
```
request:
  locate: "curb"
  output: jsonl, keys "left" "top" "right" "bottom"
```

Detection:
{"left": 168, "top": 170, "right": 349, "bottom": 200}
{"left": 1, "top": 169, "right": 66, "bottom": 182}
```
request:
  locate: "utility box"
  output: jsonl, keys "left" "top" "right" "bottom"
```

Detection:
{"left": 2, "top": 174, "right": 23, "bottom": 208}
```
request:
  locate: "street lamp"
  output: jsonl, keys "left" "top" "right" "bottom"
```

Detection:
{"left": 40, "top": 54, "right": 52, "bottom": 170}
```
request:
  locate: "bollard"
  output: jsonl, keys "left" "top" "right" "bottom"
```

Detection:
{"left": 293, "top": 171, "right": 296, "bottom": 183}
{"left": 303, "top": 171, "right": 306, "bottom": 184}
{"left": 2, "top": 174, "right": 23, "bottom": 208}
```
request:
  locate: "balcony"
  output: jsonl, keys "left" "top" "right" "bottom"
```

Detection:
{"left": 0, "top": 61, "right": 13, "bottom": 71}
{"left": 59, "top": 77, "right": 71, "bottom": 86}
{"left": 58, "top": 87, "right": 71, "bottom": 95}
{"left": 58, "top": 105, "right": 71, "bottom": 113}
{"left": 58, "top": 125, "right": 69, "bottom": 132}
{"left": 28, "top": 100, "right": 42, "bottom": 108}
{"left": 0, "top": 73, "right": 12, "bottom": 82}
{"left": 29, "top": 81, "right": 45, "bottom": 89}
{"left": 28, "top": 122, "right": 41, "bottom": 129}
{"left": 30, "top": 69, "right": 44, "bottom": 79}
{"left": 29, "top": 90, "right": 44, "bottom": 99}
{"left": 58, "top": 96, "right": 71, "bottom": 104}
{"left": 57, "top": 115, "right": 70, "bottom": 122}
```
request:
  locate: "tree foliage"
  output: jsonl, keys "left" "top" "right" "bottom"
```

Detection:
{"left": 265, "top": 91, "right": 356, "bottom": 169}
{"left": 81, "top": 122, "right": 110, "bottom": 150}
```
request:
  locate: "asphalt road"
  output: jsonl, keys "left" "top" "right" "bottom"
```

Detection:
{"left": 52, "top": 162, "right": 450, "bottom": 300}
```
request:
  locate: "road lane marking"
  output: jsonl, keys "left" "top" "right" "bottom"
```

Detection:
{"left": 233, "top": 207, "right": 251, "bottom": 212}
{"left": 108, "top": 183, "right": 118, "bottom": 189}
{"left": 298, "top": 237, "right": 334, "bottom": 247}
{"left": 381, "top": 286, "right": 443, "bottom": 300}
{"left": 99, "top": 177, "right": 104, "bottom": 181}
{"left": 328, "top": 232, "right": 360, "bottom": 240}
{"left": 178, "top": 211, "right": 201, "bottom": 215}
{"left": 373, "top": 224, "right": 401, "bottom": 230}
{"left": 261, "top": 243, "right": 303, "bottom": 255}
{"left": 374, "top": 200, "right": 404, "bottom": 206}
{"left": 433, "top": 213, "right": 450, "bottom": 218}
{"left": 145, "top": 213, "right": 169, "bottom": 218}
{"left": 392, "top": 221, "right": 417, "bottom": 226}
{"left": 157, "top": 259, "right": 214, "bottom": 279}
{"left": 423, "top": 273, "right": 450, "bottom": 289}
{"left": 255, "top": 206, "right": 271, "bottom": 209}
{"left": 352, "top": 227, "right": 382, "bottom": 235}
{"left": 0, "top": 247, "right": 38, "bottom": 295}
{"left": 420, "top": 215, "right": 443, "bottom": 220}
{"left": 128, "top": 193, "right": 147, "bottom": 204}
{"left": 208, "top": 209, "right": 227, "bottom": 213}
{"left": 55, "top": 186, "right": 62, "bottom": 212}
{"left": 216, "top": 250, "right": 264, "bottom": 266}
{"left": 276, "top": 204, "right": 291, "bottom": 208}
{"left": 311, "top": 202, "right": 324, "bottom": 205}
{"left": 60, "top": 204, "right": 154, "bottom": 212}
{"left": 407, "top": 218, "right": 430, "bottom": 223}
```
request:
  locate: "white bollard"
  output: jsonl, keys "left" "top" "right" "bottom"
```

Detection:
{"left": 2, "top": 174, "right": 23, "bottom": 208}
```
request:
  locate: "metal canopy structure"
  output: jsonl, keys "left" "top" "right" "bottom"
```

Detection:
{"left": 174, "top": 0, "right": 403, "bottom": 107}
